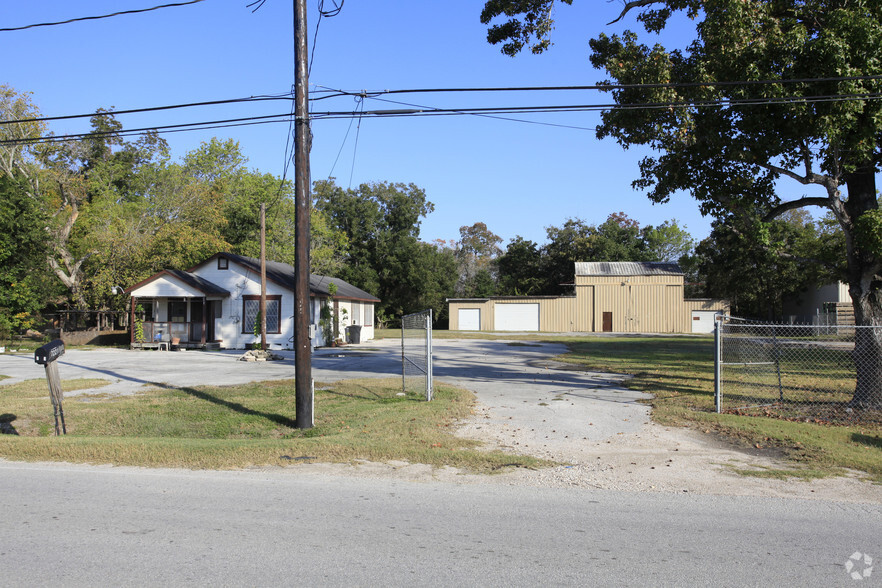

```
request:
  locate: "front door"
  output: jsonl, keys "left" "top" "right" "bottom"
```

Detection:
{"left": 206, "top": 300, "right": 220, "bottom": 342}
{"left": 190, "top": 299, "right": 204, "bottom": 343}
{"left": 602, "top": 312, "right": 613, "bottom": 332}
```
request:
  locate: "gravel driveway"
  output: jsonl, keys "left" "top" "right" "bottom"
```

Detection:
{"left": 1, "top": 339, "right": 879, "bottom": 502}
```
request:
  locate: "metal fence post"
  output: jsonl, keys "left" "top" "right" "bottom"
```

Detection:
{"left": 401, "top": 322, "right": 406, "bottom": 394}
{"left": 771, "top": 324, "right": 784, "bottom": 402}
{"left": 714, "top": 316, "right": 722, "bottom": 413}
{"left": 426, "top": 309, "right": 433, "bottom": 402}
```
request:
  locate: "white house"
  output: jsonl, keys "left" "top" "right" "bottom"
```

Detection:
{"left": 124, "top": 253, "right": 380, "bottom": 350}
{"left": 783, "top": 282, "right": 853, "bottom": 324}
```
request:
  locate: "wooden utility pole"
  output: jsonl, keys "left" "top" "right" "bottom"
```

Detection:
{"left": 293, "top": 0, "right": 313, "bottom": 428}
{"left": 260, "top": 202, "right": 267, "bottom": 351}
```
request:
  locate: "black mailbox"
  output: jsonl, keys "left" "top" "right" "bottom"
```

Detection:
{"left": 35, "top": 340, "right": 65, "bottom": 365}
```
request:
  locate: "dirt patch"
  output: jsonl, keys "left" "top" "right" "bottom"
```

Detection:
{"left": 453, "top": 401, "right": 882, "bottom": 502}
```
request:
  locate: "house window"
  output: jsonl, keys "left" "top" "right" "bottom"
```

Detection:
{"left": 169, "top": 300, "right": 187, "bottom": 323}
{"left": 365, "top": 303, "right": 374, "bottom": 327}
{"left": 136, "top": 301, "right": 154, "bottom": 322}
{"left": 242, "top": 295, "right": 281, "bottom": 334}
{"left": 218, "top": 257, "right": 229, "bottom": 270}
{"left": 352, "top": 302, "right": 361, "bottom": 325}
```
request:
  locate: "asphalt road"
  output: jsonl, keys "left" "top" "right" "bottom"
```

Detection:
{"left": 2, "top": 340, "right": 880, "bottom": 585}
{"left": 1, "top": 461, "right": 879, "bottom": 587}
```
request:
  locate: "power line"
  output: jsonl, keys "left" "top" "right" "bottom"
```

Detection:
{"left": 311, "top": 75, "right": 882, "bottom": 102}
{"left": 348, "top": 96, "right": 364, "bottom": 188}
{"left": 3, "top": 89, "right": 881, "bottom": 146}
{"left": 0, "top": 0, "right": 207, "bottom": 32}
{"left": 326, "top": 95, "right": 363, "bottom": 180}
{"left": 309, "top": 92, "right": 882, "bottom": 119}
{"left": 0, "top": 113, "right": 297, "bottom": 146}
{"left": 345, "top": 91, "right": 600, "bottom": 132}
{"left": 6, "top": 76, "right": 881, "bottom": 128}
{"left": 0, "top": 93, "right": 293, "bottom": 126}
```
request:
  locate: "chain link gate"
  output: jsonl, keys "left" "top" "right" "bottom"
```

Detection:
{"left": 401, "top": 309, "right": 433, "bottom": 401}
{"left": 715, "top": 317, "right": 882, "bottom": 424}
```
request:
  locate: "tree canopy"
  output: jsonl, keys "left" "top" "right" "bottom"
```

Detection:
{"left": 496, "top": 213, "right": 694, "bottom": 295}
{"left": 313, "top": 179, "right": 456, "bottom": 323}
{"left": 0, "top": 85, "right": 347, "bottom": 329}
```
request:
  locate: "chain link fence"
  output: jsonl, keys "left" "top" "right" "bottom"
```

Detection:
{"left": 401, "top": 309, "right": 433, "bottom": 401}
{"left": 716, "top": 317, "right": 882, "bottom": 425}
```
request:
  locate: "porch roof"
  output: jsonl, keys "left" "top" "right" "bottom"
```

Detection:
{"left": 125, "top": 270, "right": 230, "bottom": 298}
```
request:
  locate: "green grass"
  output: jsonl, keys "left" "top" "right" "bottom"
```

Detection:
{"left": 555, "top": 336, "right": 882, "bottom": 483}
{"left": 0, "top": 377, "right": 546, "bottom": 472}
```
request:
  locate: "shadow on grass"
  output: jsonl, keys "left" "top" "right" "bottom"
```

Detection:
{"left": 319, "top": 383, "right": 384, "bottom": 401}
{"left": 852, "top": 433, "right": 882, "bottom": 449}
{"left": 152, "top": 383, "right": 298, "bottom": 430}
{"left": 0, "top": 413, "right": 18, "bottom": 435}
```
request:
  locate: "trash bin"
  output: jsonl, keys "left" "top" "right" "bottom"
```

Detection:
{"left": 346, "top": 325, "right": 362, "bottom": 344}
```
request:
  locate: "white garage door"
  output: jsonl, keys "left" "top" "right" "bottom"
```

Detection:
{"left": 458, "top": 308, "right": 481, "bottom": 331}
{"left": 691, "top": 311, "right": 718, "bottom": 333}
{"left": 495, "top": 303, "right": 540, "bottom": 331}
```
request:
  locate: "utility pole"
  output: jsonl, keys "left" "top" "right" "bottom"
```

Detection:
{"left": 293, "top": 0, "right": 313, "bottom": 428}
{"left": 259, "top": 202, "right": 267, "bottom": 351}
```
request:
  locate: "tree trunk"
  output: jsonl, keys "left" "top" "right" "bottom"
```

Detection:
{"left": 844, "top": 167, "right": 882, "bottom": 408}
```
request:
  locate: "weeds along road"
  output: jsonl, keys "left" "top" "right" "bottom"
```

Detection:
{"left": 1, "top": 460, "right": 879, "bottom": 587}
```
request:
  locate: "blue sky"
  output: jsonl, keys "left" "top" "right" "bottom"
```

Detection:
{"left": 2, "top": 0, "right": 796, "bottom": 248}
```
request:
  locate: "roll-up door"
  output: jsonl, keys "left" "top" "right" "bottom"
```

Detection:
{"left": 494, "top": 303, "right": 540, "bottom": 331}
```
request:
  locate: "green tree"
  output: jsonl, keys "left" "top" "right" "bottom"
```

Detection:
{"left": 689, "top": 211, "right": 831, "bottom": 319}
{"left": 642, "top": 219, "right": 694, "bottom": 263}
{"left": 455, "top": 222, "right": 502, "bottom": 297}
{"left": 314, "top": 179, "right": 453, "bottom": 322}
{"left": 540, "top": 213, "right": 650, "bottom": 294}
{"left": 496, "top": 236, "right": 544, "bottom": 295}
{"left": 588, "top": 212, "right": 649, "bottom": 261}
{"left": 0, "top": 173, "right": 55, "bottom": 339}
{"left": 541, "top": 218, "right": 594, "bottom": 294}
{"left": 483, "top": 0, "right": 882, "bottom": 408}
{"left": 0, "top": 86, "right": 93, "bottom": 308}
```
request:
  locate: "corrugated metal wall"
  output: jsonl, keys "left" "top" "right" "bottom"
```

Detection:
{"left": 449, "top": 297, "right": 577, "bottom": 331}
{"left": 578, "top": 275, "right": 684, "bottom": 333}
{"left": 449, "top": 275, "right": 729, "bottom": 333}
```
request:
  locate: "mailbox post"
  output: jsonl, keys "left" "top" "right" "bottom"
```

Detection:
{"left": 34, "top": 340, "right": 66, "bottom": 435}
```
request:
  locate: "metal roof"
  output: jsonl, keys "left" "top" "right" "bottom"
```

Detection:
{"left": 575, "top": 262, "right": 684, "bottom": 277}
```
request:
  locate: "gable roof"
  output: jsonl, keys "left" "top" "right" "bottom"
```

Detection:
{"left": 125, "top": 269, "right": 229, "bottom": 296}
{"left": 192, "top": 253, "right": 381, "bottom": 302}
{"left": 575, "top": 261, "right": 684, "bottom": 277}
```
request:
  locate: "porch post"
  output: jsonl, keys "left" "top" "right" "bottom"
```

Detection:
{"left": 130, "top": 297, "right": 136, "bottom": 346}
{"left": 201, "top": 297, "right": 207, "bottom": 346}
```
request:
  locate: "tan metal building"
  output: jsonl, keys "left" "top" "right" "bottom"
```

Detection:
{"left": 448, "top": 262, "right": 729, "bottom": 334}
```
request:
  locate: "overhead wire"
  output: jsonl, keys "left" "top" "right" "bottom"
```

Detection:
{"left": 310, "top": 75, "right": 882, "bottom": 101}
{"left": 0, "top": 94, "right": 294, "bottom": 126}
{"left": 0, "top": 0, "right": 206, "bottom": 32}
{"left": 3, "top": 84, "right": 882, "bottom": 146}
{"left": 326, "top": 94, "right": 364, "bottom": 180}
{"left": 348, "top": 95, "right": 364, "bottom": 188}
{"left": 5, "top": 75, "right": 882, "bottom": 128}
